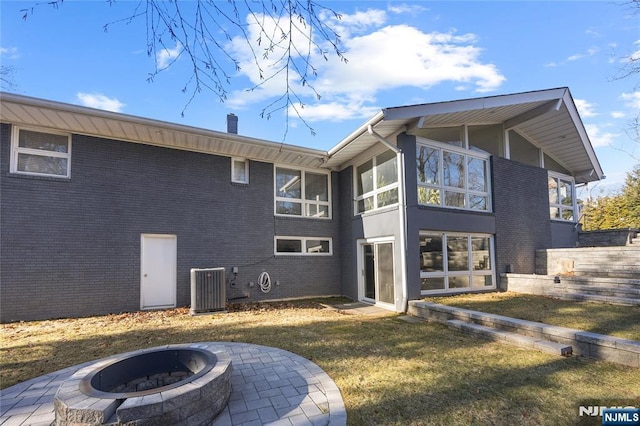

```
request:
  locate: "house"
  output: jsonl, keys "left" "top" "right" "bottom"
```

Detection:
{"left": 0, "top": 88, "right": 604, "bottom": 322}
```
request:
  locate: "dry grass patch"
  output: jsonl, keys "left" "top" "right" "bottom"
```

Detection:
{"left": 422, "top": 292, "right": 640, "bottom": 340}
{"left": 2, "top": 298, "right": 639, "bottom": 425}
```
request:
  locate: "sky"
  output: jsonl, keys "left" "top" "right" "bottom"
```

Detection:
{"left": 1, "top": 0, "right": 638, "bottom": 195}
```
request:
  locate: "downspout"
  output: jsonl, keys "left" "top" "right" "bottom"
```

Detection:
{"left": 367, "top": 125, "right": 409, "bottom": 313}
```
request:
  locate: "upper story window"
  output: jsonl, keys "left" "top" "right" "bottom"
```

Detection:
{"left": 11, "top": 126, "right": 71, "bottom": 178}
{"left": 231, "top": 158, "right": 249, "bottom": 184}
{"left": 548, "top": 172, "right": 575, "bottom": 221}
{"left": 275, "top": 166, "right": 330, "bottom": 218}
{"left": 355, "top": 150, "right": 399, "bottom": 214}
{"left": 416, "top": 137, "right": 491, "bottom": 212}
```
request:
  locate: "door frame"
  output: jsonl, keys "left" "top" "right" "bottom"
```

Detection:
{"left": 357, "top": 236, "right": 396, "bottom": 309}
{"left": 140, "top": 233, "right": 177, "bottom": 310}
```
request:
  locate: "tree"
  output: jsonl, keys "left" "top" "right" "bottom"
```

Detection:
{"left": 581, "top": 165, "right": 640, "bottom": 230}
{"left": 21, "top": 0, "right": 347, "bottom": 135}
{"left": 621, "top": 164, "right": 640, "bottom": 226}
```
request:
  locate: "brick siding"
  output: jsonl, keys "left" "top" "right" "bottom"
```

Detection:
{"left": 1, "top": 124, "right": 341, "bottom": 321}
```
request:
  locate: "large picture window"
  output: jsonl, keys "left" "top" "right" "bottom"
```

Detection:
{"left": 11, "top": 126, "right": 71, "bottom": 178}
{"left": 420, "top": 232, "right": 495, "bottom": 294}
{"left": 355, "top": 150, "right": 399, "bottom": 214}
{"left": 416, "top": 138, "right": 490, "bottom": 212}
{"left": 548, "top": 172, "right": 575, "bottom": 221}
{"left": 275, "top": 167, "right": 330, "bottom": 218}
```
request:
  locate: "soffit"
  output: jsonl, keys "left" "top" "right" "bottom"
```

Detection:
{"left": 326, "top": 88, "right": 604, "bottom": 182}
{"left": 0, "top": 93, "right": 328, "bottom": 169}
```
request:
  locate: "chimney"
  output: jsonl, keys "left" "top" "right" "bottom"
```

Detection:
{"left": 227, "top": 113, "right": 238, "bottom": 134}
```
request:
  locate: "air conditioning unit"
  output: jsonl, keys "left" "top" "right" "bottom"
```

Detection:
{"left": 190, "top": 267, "right": 226, "bottom": 315}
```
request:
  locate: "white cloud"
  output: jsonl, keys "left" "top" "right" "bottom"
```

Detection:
{"left": 567, "top": 47, "right": 599, "bottom": 62}
{"left": 621, "top": 91, "right": 640, "bottom": 109}
{"left": 156, "top": 43, "right": 182, "bottom": 69}
{"left": 611, "top": 111, "right": 625, "bottom": 119}
{"left": 314, "top": 25, "right": 504, "bottom": 95}
{"left": 290, "top": 100, "right": 380, "bottom": 122}
{"left": 585, "top": 123, "right": 617, "bottom": 148}
{"left": 388, "top": 4, "right": 429, "bottom": 15}
{"left": 76, "top": 93, "right": 125, "bottom": 112}
{"left": 574, "top": 99, "right": 597, "bottom": 118}
{"left": 1, "top": 46, "right": 19, "bottom": 59}
{"left": 225, "top": 10, "right": 506, "bottom": 122}
{"left": 585, "top": 28, "right": 600, "bottom": 37}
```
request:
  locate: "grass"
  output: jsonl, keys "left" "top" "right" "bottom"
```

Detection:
{"left": 422, "top": 291, "right": 640, "bottom": 340}
{"left": 1, "top": 297, "right": 639, "bottom": 425}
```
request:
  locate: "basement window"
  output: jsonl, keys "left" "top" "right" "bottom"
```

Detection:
{"left": 274, "top": 237, "right": 332, "bottom": 255}
{"left": 11, "top": 126, "right": 71, "bottom": 178}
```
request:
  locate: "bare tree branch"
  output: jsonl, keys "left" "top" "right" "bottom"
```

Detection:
{"left": 20, "top": 0, "right": 347, "bottom": 136}
{"left": 1, "top": 65, "right": 17, "bottom": 90}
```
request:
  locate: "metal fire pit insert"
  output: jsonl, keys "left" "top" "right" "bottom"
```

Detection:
{"left": 53, "top": 344, "right": 232, "bottom": 426}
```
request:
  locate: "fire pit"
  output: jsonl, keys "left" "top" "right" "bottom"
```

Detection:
{"left": 53, "top": 344, "right": 232, "bottom": 425}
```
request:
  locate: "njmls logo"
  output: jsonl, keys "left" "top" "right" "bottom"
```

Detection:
{"left": 579, "top": 406, "right": 640, "bottom": 425}
{"left": 579, "top": 406, "right": 638, "bottom": 417}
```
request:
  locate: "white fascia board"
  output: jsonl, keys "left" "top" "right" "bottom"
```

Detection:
{"left": 382, "top": 87, "right": 569, "bottom": 121}
{"left": 561, "top": 90, "right": 605, "bottom": 180}
{"left": 328, "top": 111, "right": 385, "bottom": 157}
{"left": 0, "top": 91, "right": 328, "bottom": 161}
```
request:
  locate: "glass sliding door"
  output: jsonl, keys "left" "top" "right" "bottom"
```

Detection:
{"left": 361, "top": 240, "right": 395, "bottom": 306}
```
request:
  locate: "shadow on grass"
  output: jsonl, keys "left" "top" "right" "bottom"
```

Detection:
{"left": 3, "top": 306, "right": 639, "bottom": 425}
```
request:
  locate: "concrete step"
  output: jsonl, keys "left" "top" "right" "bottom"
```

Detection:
{"left": 554, "top": 283, "right": 640, "bottom": 298}
{"left": 504, "top": 274, "right": 640, "bottom": 306}
{"left": 573, "top": 267, "right": 640, "bottom": 280}
{"left": 447, "top": 319, "right": 573, "bottom": 356}
{"left": 407, "top": 301, "right": 640, "bottom": 367}
{"left": 545, "top": 291, "right": 640, "bottom": 306}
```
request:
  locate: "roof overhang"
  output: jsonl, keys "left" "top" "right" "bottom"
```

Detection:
{"left": 0, "top": 92, "right": 328, "bottom": 169}
{"left": 326, "top": 88, "right": 604, "bottom": 183}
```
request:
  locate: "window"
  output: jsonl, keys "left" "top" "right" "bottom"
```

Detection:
{"left": 355, "top": 150, "right": 399, "bottom": 214}
{"left": 274, "top": 236, "right": 332, "bottom": 255}
{"left": 231, "top": 158, "right": 249, "bottom": 184}
{"left": 11, "top": 127, "right": 71, "bottom": 178}
{"left": 420, "top": 232, "right": 495, "bottom": 293}
{"left": 416, "top": 138, "right": 490, "bottom": 212}
{"left": 275, "top": 167, "right": 330, "bottom": 218}
{"left": 548, "top": 172, "right": 575, "bottom": 221}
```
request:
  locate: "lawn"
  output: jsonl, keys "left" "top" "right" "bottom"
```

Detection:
{"left": 1, "top": 298, "right": 639, "bottom": 425}
{"left": 422, "top": 291, "right": 640, "bottom": 341}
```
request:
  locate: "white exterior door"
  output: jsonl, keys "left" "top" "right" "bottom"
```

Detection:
{"left": 140, "top": 234, "right": 177, "bottom": 309}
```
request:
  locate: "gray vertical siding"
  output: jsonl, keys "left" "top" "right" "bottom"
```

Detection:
{"left": 1, "top": 124, "right": 341, "bottom": 322}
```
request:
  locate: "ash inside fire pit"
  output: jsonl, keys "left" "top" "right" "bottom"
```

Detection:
{"left": 54, "top": 344, "right": 232, "bottom": 426}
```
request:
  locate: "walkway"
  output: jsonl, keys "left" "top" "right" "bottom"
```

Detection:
{"left": 0, "top": 342, "right": 347, "bottom": 426}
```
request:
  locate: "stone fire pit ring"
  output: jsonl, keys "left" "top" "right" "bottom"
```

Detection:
{"left": 53, "top": 343, "right": 232, "bottom": 425}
